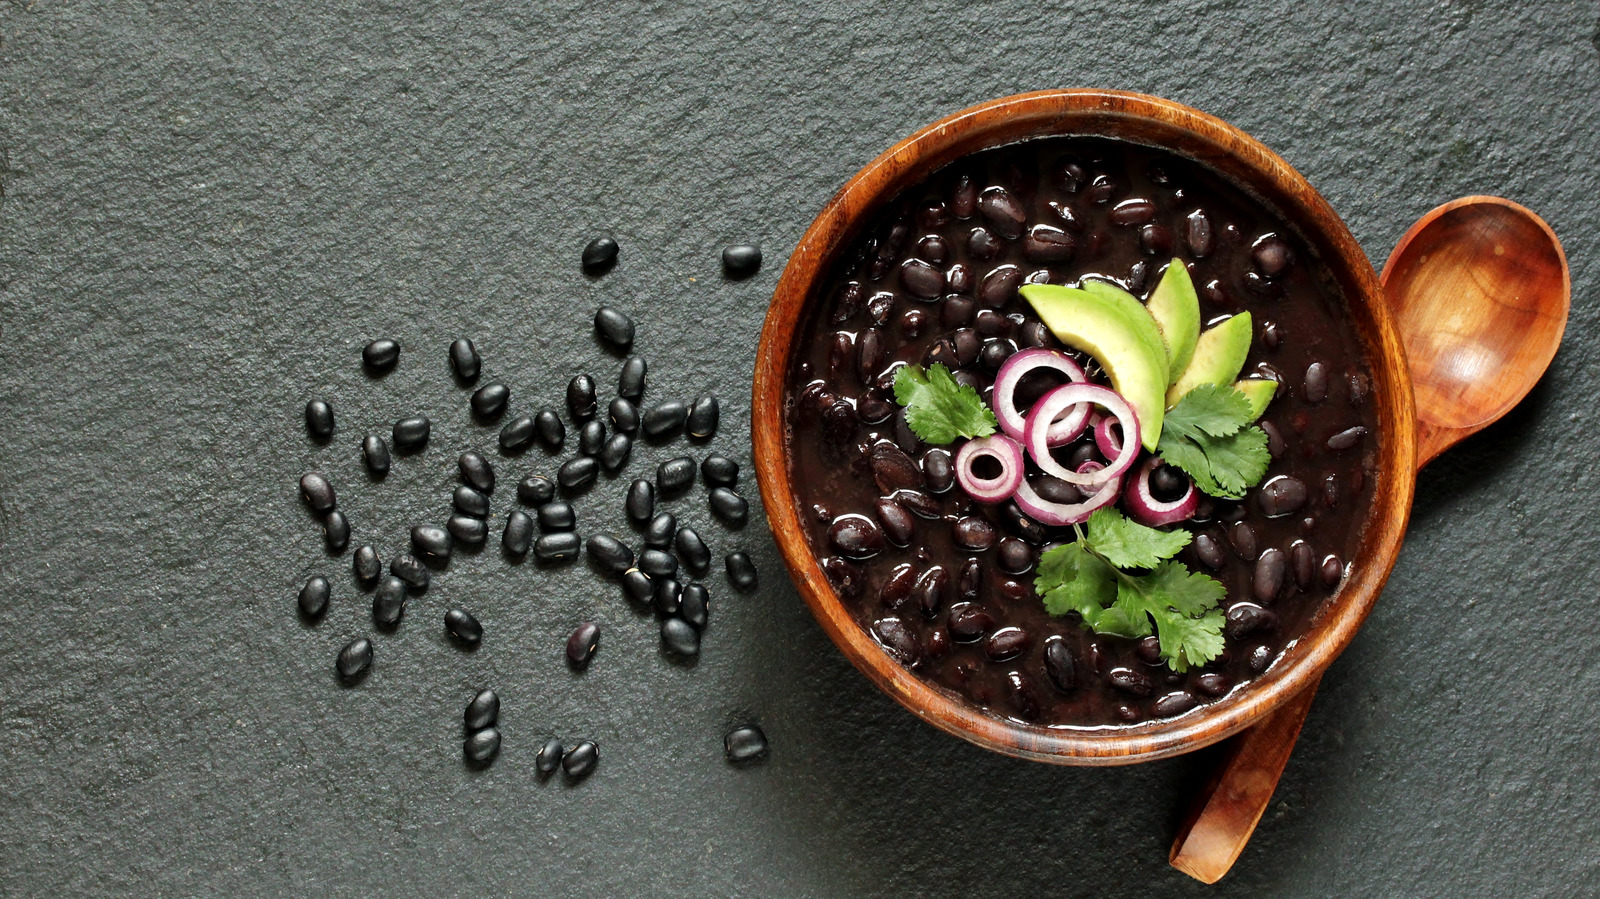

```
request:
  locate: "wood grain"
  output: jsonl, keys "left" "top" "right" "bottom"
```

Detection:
{"left": 750, "top": 90, "right": 1417, "bottom": 765}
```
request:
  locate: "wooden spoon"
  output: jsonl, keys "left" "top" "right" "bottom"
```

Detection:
{"left": 1168, "top": 196, "right": 1570, "bottom": 883}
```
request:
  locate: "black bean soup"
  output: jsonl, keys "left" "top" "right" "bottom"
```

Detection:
{"left": 785, "top": 136, "right": 1380, "bottom": 728}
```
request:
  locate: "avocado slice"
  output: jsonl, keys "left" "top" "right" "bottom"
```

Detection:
{"left": 1145, "top": 260, "right": 1201, "bottom": 386}
{"left": 1019, "top": 284, "right": 1168, "bottom": 450}
{"left": 1234, "top": 377, "right": 1277, "bottom": 421}
{"left": 1166, "top": 311, "right": 1254, "bottom": 407}
{"left": 1078, "top": 278, "right": 1170, "bottom": 370}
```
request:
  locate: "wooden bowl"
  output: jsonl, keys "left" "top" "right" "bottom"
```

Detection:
{"left": 751, "top": 89, "right": 1417, "bottom": 765}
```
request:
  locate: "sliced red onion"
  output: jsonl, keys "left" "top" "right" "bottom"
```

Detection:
{"left": 954, "top": 434, "right": 1025, "bottom": 503}
{"left": 1024, "top": 383, "right": 1141, "bottom": 487}
{"left": 1123, "top": 455, "right": 1198, "bottom": 527}
{"left": 990, "top": 348, "right": 1088, "bottom": 445}
{"left": 1013, "top": 461, "right": 1122, "bottom": 526}
{"left": 1092, "top": 411, "right": 1124, "bottom": 460}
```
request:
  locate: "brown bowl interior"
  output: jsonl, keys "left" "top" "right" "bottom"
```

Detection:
{"left": 752, "top": 90, "right": 1417, "bottom": 765}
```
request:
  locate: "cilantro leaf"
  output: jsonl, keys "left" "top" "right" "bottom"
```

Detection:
{"left": 1157, "top": 385, "right": 1272, "bottom": 499}
{"left": 1083, "top": 508, "right": 1192, "bottom": 570}
{"left": 892, "top": 363, "right": 998, "bottom": 445}
{"left": 1036, "top": 542, "right": 1116, "bottom": 620}
{"left": 1111, "top": 562, "right": 1227, "bottom": 672}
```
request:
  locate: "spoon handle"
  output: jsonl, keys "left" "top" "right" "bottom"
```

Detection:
{"left": 1168, "top": 678, "right": 1320, "bottom": 883}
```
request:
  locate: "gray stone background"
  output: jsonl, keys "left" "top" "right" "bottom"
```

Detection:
{"left": 1, "top": 1, "right": 1595, "bottom": 895}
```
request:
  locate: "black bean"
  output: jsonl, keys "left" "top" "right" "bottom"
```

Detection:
{"left": 458, "top": 451, "right": 496, "bottom": 493}
{"left": 536, "top": 738, "right": 565, "bottom": 775}
{"left": 872, "top": 616, "right": 921, "bottom": 666}
{"left": 1291, "top": 540, "right": 1315, "bottom": 588}
{"left": 1107, "top": 667, "right": 1154, "bottom": 697}
{"left": 722, "top": 243, "right": 762, "bottom": 278}
{"left": 1260, "top": 420, "right": 1287, "bottom": 459}
{"left": 1109, "top": 197, "right": 1155, "bottom": 226}
{"left": 1229, "top": 521, "right": 1258, "bottom": 561}
{"left": 661, "top": 617, "right": 700, "bottom": 656}
{"left": 1023, "top": 224, "right": 1075, "bottom": 263}
{"left": 324, "top": 510, "right": 350, "bottom": 552}
{"left": 1005, "top": 670, "right": 1043, "bottom": 720}
{"left": 298, "top": 576, "right": 330, "bottom": 618}
{"left": 1192, "top": 673, "right": 1228, "bottom": 697}
{"left": 503, "top": 510, "right": 533, "bottom": 555}
{"left": 1248, "top": 644, "right": 1275, "bottom": 673}
{"left": 1139, "top": 223, "right": 1174, "bottom": 256}
{"left": 654, "top": 576, "right": 682, "bottom": 615}
{"left": 618, "top": 355, "right": 648, "bottom": 401}
{"left": 593, "top": 306, "right": 635, "bottom": 350}
{"left": 1303, "top": 362, "right": 1328, "bottom": 403}
{"left": 709, "top": 487, "right": 748, "bottom": 526}
{"left": 353, "top": 545, "right": 381, "bottom": 586}
{"left": 680, "top": 396, "right": 719, "bottom": 440}
{"left": 656, "top": 456, "right": 696, "bottom": 493}
{"left": 598, "top": 433, "right": 632, "bottom": 472}
{"left": 465, "top": 689, "right": 499, "bottom": 731}
{"left": 470, "top": 383, "right": 509, "bottom": 420}
{"left": 674, "top": 526, "right": 711, "bottom": 574}
{"left": 645, "top": 512, "right": 677, "bottom": 548}
{"left": 464, "top": 727, "right": 501, "bottom": 764}
{"left": 876, "top": 564, "right": 914, "bottom": 610}
{"left": 680, "top": 583, "right": 709, "bottom": 629}
{"left": 567, "top": 374, "right": 597, "bottom": 421}
{"left": 1252, "top": 235, "right": 1294, "bottom": 277}
{"left": 372, "top": 576, "right": 406, "bottom": 627}
{"left": 499, "top": 416, "right": 535, "bottom": 451}
{"left": 874, "top": 498, "right": 915, "bottom": 548}
{"left": 622, "top": 478, "right": 655, "bottom": 523}
{"left": 336, "top": 638, "right": 372, "bottom": 680}
{"left": 447, "top": 514, "right": 487, "bottom": 546}
{"left": 948, "top": 603, "right": 995, "bottom": 641}
{"left": 721, "top": 725, "right": 768, "bottom": 763}
{"left": 586, "top": 533, "right": 634, "bottom": 574}
{"left": 913, "top": 566, "right": 949, "bottom": 618}
{"left": 1326, "top": 426, "right": 1368, "bottom": 451}
{"left": 445, "top": 608, "right": 483, "bottom": 644}
{"left": 567, "top": 622, "right": 600, "bottom": 665}
{"left": 362, "top": 338, "right": 399, "bottom": 372}
{"left": 578, "top": 420, "right": 606, "bottom": 456}
{"left": 608, "top": 397, "right": 639, "bottom": 435}
{"left": 828, "top": 515, "right": 884, "bottom": 559}
{"left": 361, "top": 436, "right": 390, "bottom": 476}
{"left": 1226, "top": 602, "right": 1277, "bottom": 638}
{"left": 453, "top": 485, "right": 490, "bottom": 518}
{"left": 1135, "top": 636, "right": 1164, "bottom": 665}
{"left": 305, "top": 400, "right": 334, "bottom": 440}
{"left": 561, "top": 740, "right": 604, "bottom": 778}
{"left": 622, "top": 568, "right": 654, "bottom": 604}
{"left": 639, "top": 548, "right": 678, "bottom": 578}
{"left": 537, "top": 501, "right": 576, "bottom": 532}
{"left": 726, "top": 551, "right": 758, "bottom": 590}
{"left": 952, "top": 516, "right": 997, "bottom": 552}
{"left": 868, "top": 443, "right": 922, "bottom": 495}
{"left": 535, "top": 410, "right": 566, "bottom": 449}
{"left": 1154, "top": 691, "right": 1197, "bottom": 718}
{"left": 958, "top": 558, "right": 982, "bottom": 601}
{"left": 1185, "top": 209, "right": 1214, "bottom": 257}
{"left": 1194, "top": 533, "right": 1227, "bottom": 571}
{"left": 823, "top": 553, "right": 866, "bottom": 601}
{"left": 977, "top": 186, "right": 1026, "bottom": 238}
{"left": 916, "top": 235, "right": 949, "bottom": 264}
{"left": 1320, "top": 554, "right": 1344, "bottom": 587}
{"left": 1258, "top": 476, "right": 1309, "bottom": 518}
{"left": 940, "top": 298, "right": 976, "bottom": 333}
{"left": 518, "top": 474, "right": 555, "bottom": 507}
{"left": 558, "top": 456, "right": 599, "bottom": 491}
{"left": 390, "top": 553, "right": 429, "bottom": 590}
{"left": 449, "top": 338, "right": 480, "bottom": 381}
{"left": 1085, "top": 173, "right": 1116, "bottom": 204}
{"left": 979, "top": 338, "right": 1016, "bottom": 371}
{"left": 643, "top": 401, "right": 688, "bottom": 438}
{"left": 300, "top": 472, "right": 336, "bottom": 514}
{"left": 700, "top": 454, "right": 738, "bottom": 487}
{"left": 978, "top": 264, "right": 1022, "bottom": 308}
{"left": 892, "top": 489, "right": 941, "bottom": 520}
{"left": 1043, "top": 636, "right": 1077, "bottom": 692}
{"left": 582, "top": 236, "right": 619, "bottom": 273}
{"left": 995, "top": 537, "right": 1036, "bottom": 574}
{"left": 412, "top": 524, "right": 452, "bottom": 560}
{"left": 985, "top": 626, "right": 1030, "bottom": 661}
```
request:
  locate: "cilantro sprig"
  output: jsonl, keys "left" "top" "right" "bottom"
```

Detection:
{"left": 1035, "top": 508, "right": 1226, "bottom": 672}
{"left": 1157, "top": 384, "right": 1271, "bottom": 500}
{"left": 891, "top": 363, "right": 998, "bottom": 445}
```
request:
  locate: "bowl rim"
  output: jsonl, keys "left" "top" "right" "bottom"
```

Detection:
{"left": 751, "top": 89, "right": 1417, "bottom": 765}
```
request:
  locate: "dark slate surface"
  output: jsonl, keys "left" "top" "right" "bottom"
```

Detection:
{"left": 1, "top": 2, "right": 1595, "bottom": 895}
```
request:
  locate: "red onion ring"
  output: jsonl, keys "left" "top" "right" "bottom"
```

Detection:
{"left": 1092, "top": 411, "right": 1124, "bottom": 460}
{"left": 990, "top": 348, "right": 1088, "bottom": 445}
{"left": 1013, "top": 461, "right": 1122, "bottom": 526}
{"left": 1123, "top": 455, "right": 1198, "bottom": 527}
{"left": 954, "top": 434, "right": 1026, "bottom": 503}
{"left": 1024, "top": 383, "right": 1141, "bottom": 487}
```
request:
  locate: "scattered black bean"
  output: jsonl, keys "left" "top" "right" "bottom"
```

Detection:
{"left": 353, "top": 545, "right": 380, "bottom": 586}
{"left": 499, "top": 416, "right": 535, "bottom": 451}
{"left": 656, "top": 456, "right": 696, "bottom": 494}
{"left": 336, "top": 638, "right": 372, "bottom": 680}
{"left": 638, "top": 548, "right": 678, "bottom": 579}
{"left": 470, "top": 383, "right": 509, "bottom": 420}
{"left": 458, "top": 451, "right": 496, "bottom": 493}
{"left": 654, "top": 576, "right": 682, "bottom": 615}
{"left": 660, "top": 618, "right": 699, "bottom": 656}
{"left": 562, "top": 740, "right": 599, "bottom": 777}
{"left": 643, "top": 401, "right": 688, "bottom": 438}
{"left": 726, "top": 551, "right": 758, "bottom": 590}
{"left": 724, "top": 725, "right": 768, "bottom": 762}
{"left": 593, "top": 432, "right": 629, "bottom": 471}
{"left": 503, "top": 510, "right": 533, "bottom": 556}
{"left": 362, "top": 338, "right": 399, "bottom": 372}
{"left": 567, "top": 374, "right": 597, "bottom": 421}
{"left": 644, "top": 511, "right": 677, "bottom": 548}
{"left": 324, "top": 510, "right": 350, "bottom": 552}
{"left": 534, "top": 410, "right": 565, "bottom": 449}
{"left": 445, "top": 608, "right": 483, "bottom": 644}
{"left": 390, "top": 553, "right": 429, "bottom": 590}
{"left": 300, "top": 472, "right": 336, "bottom": 514}
{"left": 686, "top": 395, "right": 720, "bottom": 439}
{"left": 566, "top": 622, "right": 600, "bottom": 666}
{"left": 586, "top": 534, "right": 634, "bottom": 574}
{"left": 680, "top": 582, "right": 709, "bottom": 629}
{"left": 517, "top": 474, "right": 555, "bottom": 507}
{"left": 608, "top": 397, "right": 639, "bottom": 434}
{"left": 709, "top": 487, "right": 748, "bottom": 526}
{"left": 723, "top": 243, "right": 762, "bottom": 278}
{"left": 538, "top": 500, "right": 576, "bottom": 531}
{"left": 558, "top": 456, "right": 599, "bottom": 491}
{"left": 582, "top": 236, "right": 619, "bottom": 274}
{"left": 298, "top": 576, "right": 330, "bottom": 618}
{"left": 536, "top": 738, "right": 564, "bottom": 775}
{"left": 305, "top": 400, "right": 334, "bottom": 440}
{"left": 535, "top": 532, "right": 582, "bottom": 564}
{"left": 411, "top": 524, "right": 453, "bottom": 561}
{"left": 362, "top": 436, "right": 390, "bottom": 476}
{"left": 618, "top": 355, "right": 648, "bottom": 400}
{"left": 663, "top": 529, "right": 706, "bottom": 577}
{"left": 622, "top": 568, "right": 654, "bottom": 604}
{"left": 453, "top": 485, "right": 490, "bottom": 518}
{"left": 578, "top": 420, "right": 606, "bottom": 456}
{"left": 373, "top": 576, "right": 406, "bottom": 627}
{"left": 464, "top": 727, "right": 501, "bottom": 764}
{"left": 465, "top": 689, "right": 499, "bottom": 731}
{"left": 447, "top": 513, "right": 487, "bottom": 546}
{"left": 388, "top": 416, "right": 429, "bottom": 452}
{"left": 593, "top": 306, "right": 635, "bottom": 350}
{"left": 700, "top": 455, "right": 738, "bottom": 488}
{"left": 449, "top": 338, "right": 480, "bottom": 381}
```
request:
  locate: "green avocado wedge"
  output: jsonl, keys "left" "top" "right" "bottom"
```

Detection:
{"left": 1078, "top": 278, "right": 1171, "bottom": 369}
{"left": 1234, "top": 377, "right": 1278, "bottom": 421}
{"left": 1145, "top": 260, "right": 1201, "bottom": 385}
{"left": 1166, "top": 311, "right": 1253, "bottom": 407}
{"left": 1019, "top": 283, "right": 1167, "bottom": 450}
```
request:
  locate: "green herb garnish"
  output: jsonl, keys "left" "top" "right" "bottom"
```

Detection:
{"left": 1156, "top": 383, "right": 1271, "bottom": 500}
{"left": 891, "top": 363, "right": 998, "bottom": 445}
{"left": 1036, "top": 508, "right": 1226, "bottom": 672}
